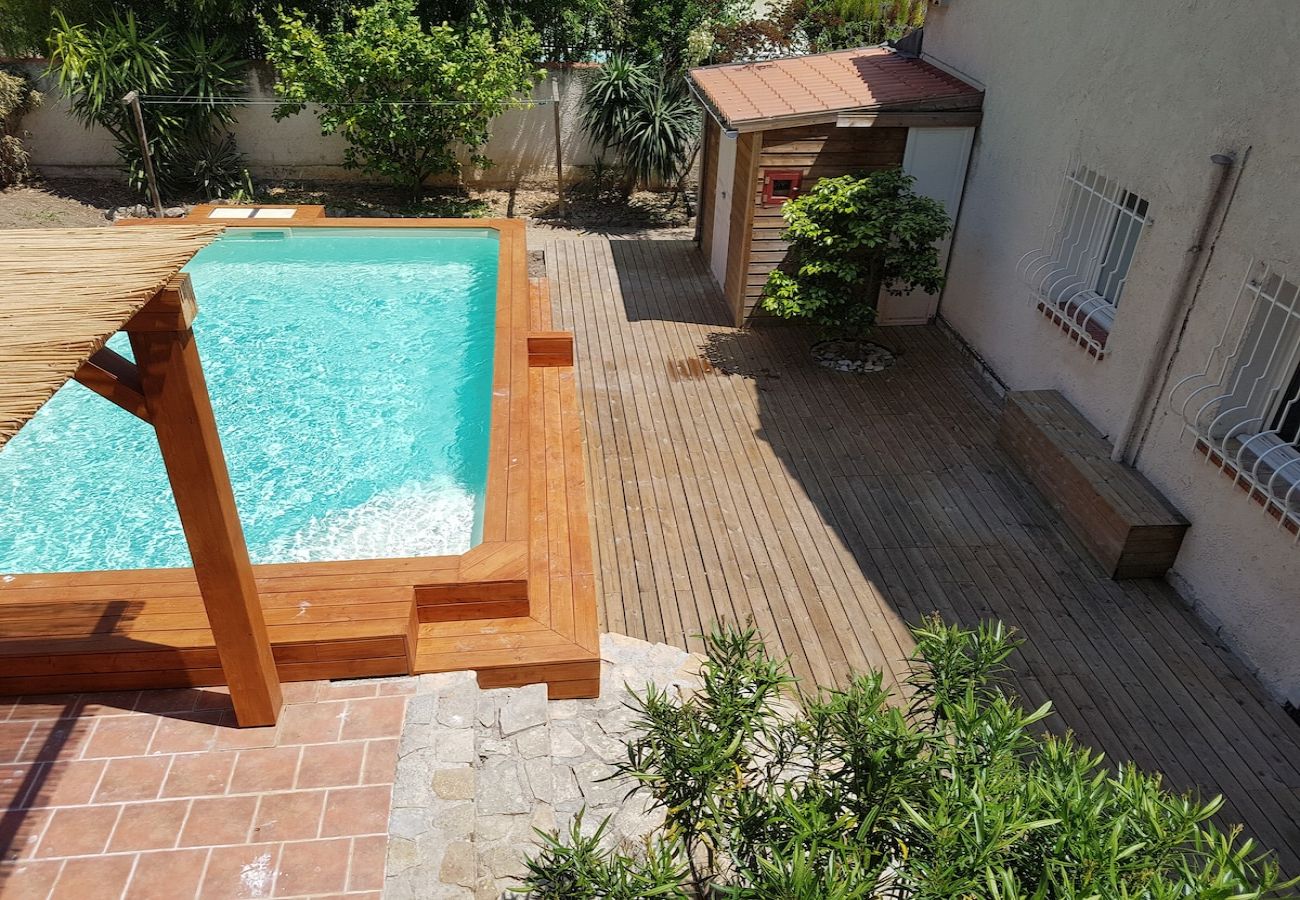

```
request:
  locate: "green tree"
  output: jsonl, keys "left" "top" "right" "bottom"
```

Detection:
{"left": 520, "top": 620, "right": 1295, "bottom": 898}
{"left": 609, "top": 0, "right": 750, "bottom": 72}
{"left": 762, "top": 169, "right": 950, "bottom": 334}
{"left": 262, "top": 0, "right": 542, "bottom": 201}
{"left": 713, "top": 0, "right": 923, "bottom": 63}
{"left": 409, "top": 0, "right": 610, "bottom": 63}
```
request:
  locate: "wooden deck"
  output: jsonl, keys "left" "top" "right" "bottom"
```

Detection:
{"left": 538, "top": 234, "right": 1300, "bottom": 870}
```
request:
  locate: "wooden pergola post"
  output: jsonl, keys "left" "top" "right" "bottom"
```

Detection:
{"left": 125, "top": 275, "right": 282, "bottom": 726}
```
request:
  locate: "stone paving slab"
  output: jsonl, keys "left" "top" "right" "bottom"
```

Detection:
{"left": 385, "top": 634, "right": 704, "bottom": 899}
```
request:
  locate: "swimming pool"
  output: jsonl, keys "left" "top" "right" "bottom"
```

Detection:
{"left": 0, "top": 227, "right": 500, "bottom": 573}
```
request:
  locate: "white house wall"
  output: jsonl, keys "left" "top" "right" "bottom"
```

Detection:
{"left": 923, "top": 0, "right": 1300, "bottom": 703}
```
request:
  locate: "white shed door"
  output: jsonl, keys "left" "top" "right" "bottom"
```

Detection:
{"left": 877, "top": 126, "right": 975, "bottom": 325}
{"left": 709, "top": 132, "right": 738, "bottom": 290}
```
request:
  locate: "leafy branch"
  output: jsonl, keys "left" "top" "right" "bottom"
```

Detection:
{"left": 262, "top": 0, "right": 543, "bottom": 202}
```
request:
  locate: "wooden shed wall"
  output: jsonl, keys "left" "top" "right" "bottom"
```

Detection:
{"left": 699, "top": 116, "right": 719, "bottom": 264}
{"left": 723, "top": 131, "right": 761, "bottom": 323}
{"left": 742, "top": 124, "right": 908, "bottom": 318}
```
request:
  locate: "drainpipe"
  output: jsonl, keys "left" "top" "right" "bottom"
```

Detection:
{"left": 1109, "top": 150, "right": 1244, "bottom": 464}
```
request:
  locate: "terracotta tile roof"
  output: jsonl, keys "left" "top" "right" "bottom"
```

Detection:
{"left": 688, "top": 46, "right": 982, "bottom": 130}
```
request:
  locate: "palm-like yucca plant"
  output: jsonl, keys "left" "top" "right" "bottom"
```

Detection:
{"left": 170, "top": 32, "right": 245, "bottom": 129}
{"left": 581, "top": 55, "right": 700, "bottom": 204}
{"left": 614, "top": 79, "right": 697, "bottom": 188}
{"left": 47, "top": 12, "right": 248, "bottom": 199}
{"left": 581, "top": 54, "right": 654, "bottom": 155}
{"left": 47, "top": 11, "right": 172, "bottom": 142}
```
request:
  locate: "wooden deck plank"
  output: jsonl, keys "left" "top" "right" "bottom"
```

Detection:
{"left": 600, "top": 242, "right": 743, "bottom": 652}
{"left": 594, "top": 244, "right": 746, "bottom": 653}
{"left": 554, "top": 247, "right": 626, "bottom": 638}
{"left": 537, "top": 233, "right": 1300, "bottom": 874}
{"left": 598, "top": 241, "right": 827, "bottom": 682}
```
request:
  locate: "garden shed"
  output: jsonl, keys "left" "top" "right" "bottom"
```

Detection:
{"left": 687, "top": 46, "right": 984, "bottom": 326}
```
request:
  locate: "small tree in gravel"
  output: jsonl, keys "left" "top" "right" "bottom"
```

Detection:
{"left": 262, "top": 0, "right": 543, "bottom": 202}
{"left": 518, "top": 619, "right": 1294, "bottom": 899}
{"left": 762, "top": 168, "right": 950, "bottom": 335}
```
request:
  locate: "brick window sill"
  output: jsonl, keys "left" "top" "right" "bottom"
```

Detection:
{"left": 1195, "top": 437, "right": 1300, "bottom": 537}
{"left": 1036, "top": 298, "right": 1111, "bottom": 359}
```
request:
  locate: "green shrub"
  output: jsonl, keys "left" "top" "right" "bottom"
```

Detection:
{"left": 262, "top": 0, "right": 542, "bottom": 202}
{"left": 0, "top": 67, "right": 41, "bottom": 188}
{"left": 761, "top": 169, "right": 950, "bottom": 335}
{"left": 519, "top": 619, "right": 1295, "bottom": 898}
{"left": 46, "top": 12, "right": 247, "bottom": 199}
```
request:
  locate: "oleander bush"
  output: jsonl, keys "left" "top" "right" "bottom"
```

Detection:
{"left": 519, "top": 619, "right": 1295, "bottom": 899}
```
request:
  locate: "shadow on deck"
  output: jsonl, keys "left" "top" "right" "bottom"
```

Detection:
{"left": 538, "top": 234, "right": 1300, "bottom": 872}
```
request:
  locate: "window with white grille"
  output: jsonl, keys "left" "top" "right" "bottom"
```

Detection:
{"left": 1017, "top": 163, "right": 1151, "bottom": 356}
{"left": 1171, "top": 261, "right": 1300, "bottom": 535}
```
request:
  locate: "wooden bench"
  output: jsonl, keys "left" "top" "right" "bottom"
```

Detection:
{"left": 998, "top": 390, "right": 1189, "bottom": 579}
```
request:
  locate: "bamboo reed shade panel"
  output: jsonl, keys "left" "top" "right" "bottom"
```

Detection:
{"left": 0, "top": 225, "right": 223, "bottom": 449}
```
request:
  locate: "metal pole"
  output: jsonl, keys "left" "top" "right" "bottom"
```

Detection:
{"left": 550, "top": 77, "right": 566, "bottom": 219}
{"left": 122, "top": 91, "right": 164, "bottom": 217}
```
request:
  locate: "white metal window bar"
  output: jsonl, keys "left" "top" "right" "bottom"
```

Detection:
{"left": 1016, "top": 161, "right": 1151, "bottom": 357}
{"left": 1170, "top": 260, "right": 1300, "bottom": 538}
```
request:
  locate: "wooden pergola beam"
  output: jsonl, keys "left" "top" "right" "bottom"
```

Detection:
{"left": 126, "top": 276, "right": 282, "bottom": 726}
{"left": 74, "top": 347, "right": 150, "bottom": 421}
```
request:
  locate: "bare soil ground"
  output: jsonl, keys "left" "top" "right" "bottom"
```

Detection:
{"left": 0, "top": 179, "right": 135, "bottom": 228}
{"left": 0, "top": 177, "right": 696, "bottom": 238}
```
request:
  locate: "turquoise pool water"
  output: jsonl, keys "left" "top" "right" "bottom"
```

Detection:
{"left": 0, "top": 227, "right": 499, "bottom": 573}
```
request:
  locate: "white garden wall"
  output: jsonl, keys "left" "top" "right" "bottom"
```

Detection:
{"left": 11, "top": 60, "right": 603, "bottom": 188}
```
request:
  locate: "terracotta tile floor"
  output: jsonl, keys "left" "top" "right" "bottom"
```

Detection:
{"left": 0, "top": 679, "right": 412, "bottom": 899}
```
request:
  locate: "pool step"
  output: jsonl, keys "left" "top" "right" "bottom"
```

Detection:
{"left": 415, "top": 579, "right": 529, "bottom": 622}
{"left": 411, "top": 276, "right": 600, "bottom": 700}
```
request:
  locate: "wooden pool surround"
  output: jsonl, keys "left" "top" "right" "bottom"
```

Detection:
{"left": 0, "top": 210, "right": 600, "bottom": 700}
